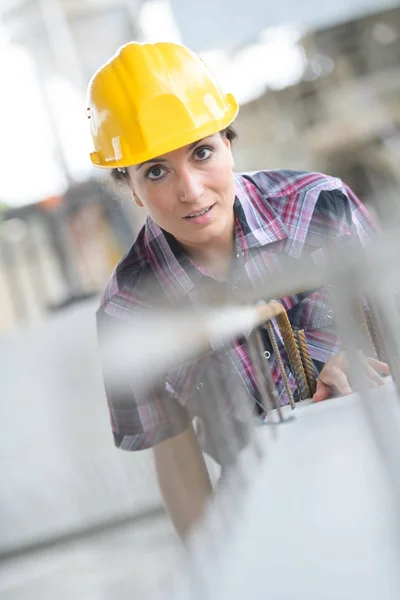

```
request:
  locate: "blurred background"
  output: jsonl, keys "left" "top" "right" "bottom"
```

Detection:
{"left": 0, "top": 0, "right": 400, "bottom": 597}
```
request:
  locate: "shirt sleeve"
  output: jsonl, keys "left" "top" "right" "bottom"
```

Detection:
{"left": 339, "top": 180, "right": 380, "bottom": 246}
{"left": 301, "top": 181, "right": 379, "bottom": 366}
{"left": 308, "top": 182, "right": 380, "bottom": 255}
{"left": 96, "top": 309, "right": 190, "bottom": 451}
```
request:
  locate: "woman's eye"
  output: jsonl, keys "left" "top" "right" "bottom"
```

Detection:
{"left": 146, "top": 166, "right": 166, "bottom": 180}
{"left": 194, "top": 146, "right": 212, "bottom": 161}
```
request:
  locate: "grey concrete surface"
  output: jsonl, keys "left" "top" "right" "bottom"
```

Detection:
{"left": 0, "top": 299, "right": 167, "bottom": 551}
{"left": 0, "top": 514, "right": 181, "bottom": 600}
{"left": 0, "top": 299, "right": 183, "bottom": 597}
{"left": 169, "top": 384, "right": 400, "bottom": 600}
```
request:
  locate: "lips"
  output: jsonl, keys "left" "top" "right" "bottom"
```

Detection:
{"left": 184, "top": 204, "right": 214, "bottom": 219}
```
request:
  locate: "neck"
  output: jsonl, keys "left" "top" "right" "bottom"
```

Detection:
{"left": 192, "top": 242, "right": 234, "bottom": 277}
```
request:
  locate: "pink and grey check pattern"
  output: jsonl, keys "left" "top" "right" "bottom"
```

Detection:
{"left": 97, "top": 170, "right": 378, "bottom": 463}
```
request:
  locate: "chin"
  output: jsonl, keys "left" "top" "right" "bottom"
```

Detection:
{"left": 196, "top": 221, "right": 223, "bottom": 238}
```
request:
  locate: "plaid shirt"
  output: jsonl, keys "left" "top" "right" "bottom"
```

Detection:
{"left": 97, "top": 170, "right": 377, "bottom": 465}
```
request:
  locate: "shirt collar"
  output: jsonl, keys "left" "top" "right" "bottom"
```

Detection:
{"left": 233, "top": 173, "right": 288, "bottom": 250}
{"left": 144, "top": 173, "right": 288, "bottom": 299}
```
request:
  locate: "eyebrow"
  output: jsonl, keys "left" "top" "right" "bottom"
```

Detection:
{"left": 135, "top": 138, "right": 207, "bottom": 171}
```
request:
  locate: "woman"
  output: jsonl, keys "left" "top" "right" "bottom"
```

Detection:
{"left": 88, "top": 41, "right": 388, "bottom": 539}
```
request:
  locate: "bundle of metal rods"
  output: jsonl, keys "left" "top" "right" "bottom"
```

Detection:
{"left": 248, "top": 299, "right": 387, "bottom": 412}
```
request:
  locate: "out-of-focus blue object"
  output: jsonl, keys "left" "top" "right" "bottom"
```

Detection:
{"left": 169, "top": 0, "right": 400, "bottom": 51}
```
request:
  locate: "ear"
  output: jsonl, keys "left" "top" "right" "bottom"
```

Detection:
{"left": 222, "top": 134, "right": 235, "bottom": 168}
{"left": 132, "top": 190, "right": 144, "bottom": 208}
{"left": 126, "top": 172, "right": 144, "bottom": 207}
{"left": 227, "top": 140, "right": 235, "bottom": 169}
{"left": 230, "top": 148, "right": 235, "bottom": 169}
{"left": 222, "top": 133, "right": 231, "bottom": 150}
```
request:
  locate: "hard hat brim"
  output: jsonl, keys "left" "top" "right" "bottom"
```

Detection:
{"left": 90, "top": 94, "right": 239, "bottom": 169}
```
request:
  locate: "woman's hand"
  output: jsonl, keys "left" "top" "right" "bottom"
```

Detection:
{"left": 313, "top": 352, "right": 390, "bottom": 402}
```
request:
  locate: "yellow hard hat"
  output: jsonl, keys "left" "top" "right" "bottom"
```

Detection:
{"left": 86, "top": 41, "right": 239, "bottom": 168}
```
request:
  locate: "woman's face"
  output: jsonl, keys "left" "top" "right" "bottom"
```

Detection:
{"left": 127, "top": 132, "right": 236, "bottom": 252}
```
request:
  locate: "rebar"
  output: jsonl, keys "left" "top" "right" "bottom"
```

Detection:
{"left": 264, "top": 321, "right": 296, "bottom": 409}
{"left": 247, "top": 328, "right": 284, "bottom": 423}
{"left": 295, "top": 329, "right": 317, "bottom": 398}
{"left": 273, "top": 305, "right": 310, "bottom": 400}
{"left": 364, "top": 306, "right": 387, "bottom": 363}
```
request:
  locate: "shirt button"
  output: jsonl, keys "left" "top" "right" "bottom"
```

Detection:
{"left": 196, "top": 382, "right": 204, "bottom": 391}
{"left": 264, "top": 351, "right": 271, "bottom": 359}
{"left": 327, "top": 310, "right": 334, "bottom": 319}
{"left": 236, "top": 251, "right": 245, "bottom": 258}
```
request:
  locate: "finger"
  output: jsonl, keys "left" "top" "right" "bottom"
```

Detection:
{"left": 313, "top": 380, "right": 332, "bottom": 402}
{"left": 329, "top": 367, "right": 352, "bottom": 396}
{"left": 365, "top": 364, "right": 385, "bottom": 386}
{"left": 336, "top": 351, "right": 349, "bottom": 371}
{"left": 366, "top": 357, "right": 390, "bottom": 375}
{"left": 364, "top": 377, "right": 379, "bottom": 388}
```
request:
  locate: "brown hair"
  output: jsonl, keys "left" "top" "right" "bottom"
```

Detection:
{"left": 111, "top": 124, "right": 238, "bottom": 185}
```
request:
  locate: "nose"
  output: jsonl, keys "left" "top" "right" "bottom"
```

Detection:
{"left": 177, "top": 167, "right": 204, "bottom": 203}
